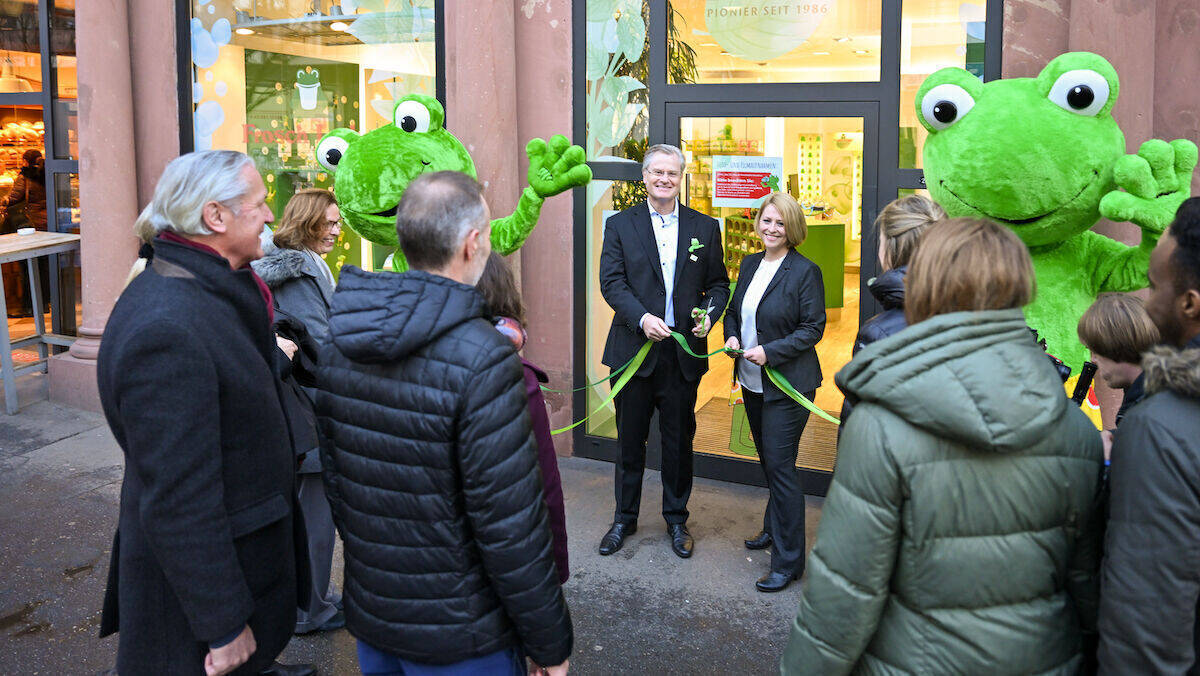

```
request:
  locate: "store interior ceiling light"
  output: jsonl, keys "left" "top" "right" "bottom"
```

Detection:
{"left": 235, "top": 27, "right": 255, "bottom": 35}
{"left": 330, "top": 21, "right": 350, "bottom": 31}
{"left": 834, "top": 36, "right": 851, "bottom": 42}
{"left": 0, "top": 58, "right": 34, "bottom": 93}
{"left": 813, "top": 51, "right": 830, "bottom": 55}
{"left": 853, "top": 49, "right": 868, "bottom": 54}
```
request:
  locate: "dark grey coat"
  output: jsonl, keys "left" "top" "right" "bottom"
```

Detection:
{"left": 1099, "top": 334, "right": 1200, "bottom": 674}
{"left": 97, "top": 238, "right": 303, "bottom": 676}
{"left": 251, "top": 242, "right": 334, "bottom": 344}
{"left": 253, "top": 242, "right": 334, "bottom": 473}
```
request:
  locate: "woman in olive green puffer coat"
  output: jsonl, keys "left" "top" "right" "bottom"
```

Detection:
{"left": 782, "top": 219, "right": 1105, "bottom": 675}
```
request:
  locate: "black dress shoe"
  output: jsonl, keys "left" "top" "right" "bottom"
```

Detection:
{"left": 260, "top": 662, "right": 316, "bottom": 676}
{"left": 598, "top": 522, "right": 636, "bottom": 555}
{"left": 668, "top": 524, "right": 693, "bottom": 558}
{"left": 744, "top": 531, "right": 772, "bottom": 550}
{"left": 755, "top": 571, "right": 798, "bottom": 593}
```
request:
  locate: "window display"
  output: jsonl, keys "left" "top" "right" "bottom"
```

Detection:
{"left": 189, "top": 0, "right": 438, "bottom": 276}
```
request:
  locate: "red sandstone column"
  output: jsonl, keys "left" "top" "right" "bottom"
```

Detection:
{"left": 513, "top": 0, "right": 575, "bottom": 452}
{"left": 48, "top": 0, "right": 151, "bottom": 410}
{"left": 1002, "top": 0, "right": 1071, "bottom": 79}
{"left": 1154, "top": 0, "right": 1200, "bottom": 196}
{"left": 444, "top": 3, "right": 521, "bottom": 243}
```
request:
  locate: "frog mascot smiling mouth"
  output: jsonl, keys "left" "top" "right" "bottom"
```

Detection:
{"left": 919, "top": 51, "right": 1197, "bottom": 379}
{"left": 315, "top": 93, "right": 591, "bottom": 271}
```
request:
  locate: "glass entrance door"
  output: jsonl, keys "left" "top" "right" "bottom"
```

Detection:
{"left": 669, "top": 102, "right": 878, "bottom": 491}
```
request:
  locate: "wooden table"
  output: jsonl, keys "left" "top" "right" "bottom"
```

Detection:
{"left": 0, "top": 232, "right": 81, "bottom": 414}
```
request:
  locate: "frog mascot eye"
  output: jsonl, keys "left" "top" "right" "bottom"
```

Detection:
{"left": 316, "top": 134, "right": 353, "bottom": 172}
{"left": 920, "top": 83, "right": 976, "bottom": 130}
{"left": 1047, "top": 69, "right": 1111, "bottom": 117}
{"left": 393, "top": 99, "right": 432, "bottom": 133}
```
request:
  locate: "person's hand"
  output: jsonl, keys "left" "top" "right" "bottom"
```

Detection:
{"left": 724, "top": 336, "right": 741, "bottom": 355}
{"left": 529, "top": 659, "right": 569, "bottom": 676}
{"left": 1101, "top": 429, "right": 1113, "bottom": 463}
{"left": 641, "top": 314, "right": 671, "bottom": 342}
{"left": 205, "top": 625, "right": 256, "bottom": 676}
{"left": 691, "top": 314, "right": 711, "bottom": 338}
{"left": 275, "top": 335, "right": 298, "bottom": 360}
{"left": 743, "top": 345, "right": 768, "bottom": 366}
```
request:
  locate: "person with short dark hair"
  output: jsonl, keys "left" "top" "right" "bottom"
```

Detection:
{"left": 98, "top": 151, "right": 312, "bottom": 676}
{"left": 315, "top": 171, "right": 572, "bottom": 676}
{"left": 783, "top": 218, "right": 1103, "bottom": 674}
{"left": 1098, "top": 197, "right": 1200, "bottom": 673}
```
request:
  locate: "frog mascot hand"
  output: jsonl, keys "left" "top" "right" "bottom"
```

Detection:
{"left": 315, "top": 94, "right": 592, "bottom": 271}
{"left": 918, "top": 51, "right": 1197, "bottom": 374}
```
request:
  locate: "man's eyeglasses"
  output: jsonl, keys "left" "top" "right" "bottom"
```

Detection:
{"left": 646, "top": 169, "right": 682, "bottom": 179}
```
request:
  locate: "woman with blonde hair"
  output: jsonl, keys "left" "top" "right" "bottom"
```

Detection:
{"left": 723, "top": 192, "right": 826, "bottom": 592}
{"left": 782, "top": 218, "right": 1104, "bottom": 674}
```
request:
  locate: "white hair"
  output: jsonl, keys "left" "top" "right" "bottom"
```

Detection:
{"left": 134, "top": 150, "right": 257, "bottom": 243}
{"left": 642, "top": 144, "right": 685, "bottom": 174}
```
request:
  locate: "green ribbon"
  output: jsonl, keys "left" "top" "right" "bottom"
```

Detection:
{"left": 764, "top": 366, "right": 841, "bottom": 425}
{"left": 549, "top": 330, "right": 840, "bottom": 434}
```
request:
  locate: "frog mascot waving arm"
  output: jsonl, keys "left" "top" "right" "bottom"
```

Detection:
{"left": 918, "top": 51, "right": 1197, "bottom": 374}
{"left": 315, "top": 93, "right": 592, "bottom": 271}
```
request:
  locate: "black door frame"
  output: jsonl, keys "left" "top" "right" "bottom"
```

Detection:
{"left": 572, "top": 1, "right": 1004, "bottom": 494}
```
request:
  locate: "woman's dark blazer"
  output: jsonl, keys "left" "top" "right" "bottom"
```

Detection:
{"left": 724, "top": 248, "right": 826, "bottom": 402}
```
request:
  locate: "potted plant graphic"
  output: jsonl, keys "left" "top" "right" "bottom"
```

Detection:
{"left": 296, "top": 69, "right": 321, "bottom": 110}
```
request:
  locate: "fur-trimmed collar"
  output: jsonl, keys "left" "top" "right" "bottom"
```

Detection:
{"left": 251, "top": 246, "right": 311, "bottom": 288}
{"left": 1143, "top": 345, "right": 1200, "bottom": 399}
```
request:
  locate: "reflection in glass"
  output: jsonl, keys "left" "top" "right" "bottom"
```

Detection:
{"left": 53, "top": 171, "right": 78, "bottom": 232}
{"left": 584, "top": 179, "right": 646, "bottom": 438}
{"left": 669, "top": 0, "right": 882, "bottom": 84}
{"left": 51, "top": 172, "right": 80, "bottom": 336}
{"left": 0, "top": 104, "right": 45, "bottom": 207}
{"left": 899, "top": 0, "right": 986, "bottom": 168}
{"left": 191, "top": 0, "right": 437, "bottom": 274}
{"left": 0, "top": 1, "right": 40, "bottom": 93}
{"left": 50, "top": 0, "right": 76, "bottom": 159}
{"left": 584, "top": 0, "right": 653, "bottom": 163}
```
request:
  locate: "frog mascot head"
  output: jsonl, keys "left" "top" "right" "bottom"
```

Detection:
{"left": 315, "top": 93, "right": 591, "bottom": 270}
{"left": 918, "top": 52, "right": 1197, "bottom": 380}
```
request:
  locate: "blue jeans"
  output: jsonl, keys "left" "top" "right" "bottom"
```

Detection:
{"left": 357, "top": 640, "right": 524, "bottom": 676}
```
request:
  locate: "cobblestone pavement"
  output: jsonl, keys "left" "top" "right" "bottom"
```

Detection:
{"left": 0, "top": 379, "right": 821, "bottom": 675}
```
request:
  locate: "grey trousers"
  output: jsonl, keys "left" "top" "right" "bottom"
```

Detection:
{"left": 294, "top": 472, "right": 340, "bottom": 633}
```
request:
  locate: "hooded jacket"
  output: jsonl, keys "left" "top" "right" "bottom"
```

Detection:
{"left": 314, "top": 267, "right": 572, "bottom": 667}
{"left": 783, "top": 309, "right": 1104, "bottom": 675}
{"left": 854, "top": 266, "right": 908, "bottom": 354}
{"left": 1098, "top": 335, "right": 1200, "bottom": 674}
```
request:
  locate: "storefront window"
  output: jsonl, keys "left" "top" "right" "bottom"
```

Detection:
{"left": 899, "top": 0, "right": 987, "bottom": 168}
{"left": 50, "top": 0, "right": 75, "bottom": 160}
{"left": 668, "top": 0, "right": 882, "bottom": 84}
{"left": 189, "top": 0, "right": 438, "bottom": 274}
{"left": 0, "top": 1, "right": 41, "bottom": 93}
{"left": 584, "top": 0, "right": 649, "bottom": 163}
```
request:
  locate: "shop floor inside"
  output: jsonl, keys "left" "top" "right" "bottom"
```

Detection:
{"left": 0, "top": 390, "right": 823, "bottom": 676}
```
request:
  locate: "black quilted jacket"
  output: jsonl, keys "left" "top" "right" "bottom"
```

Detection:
{"left": 314, "top": 267, "right": 572, "bottom": 667}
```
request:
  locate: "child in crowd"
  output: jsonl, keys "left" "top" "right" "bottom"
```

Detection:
{"left": 1077, "top": 293, "right": 1160, "bottom": 460}
{"left": 476, "top": 252, "right": 570, "bottom": 584}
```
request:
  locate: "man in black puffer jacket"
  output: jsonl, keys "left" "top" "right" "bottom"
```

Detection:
{"left": 314, "top": 171, "right": 572, "bottom": 675}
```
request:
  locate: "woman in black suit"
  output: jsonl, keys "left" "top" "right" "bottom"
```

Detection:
{"left": 724, "top": 192, "right": 826, "bottom": 592}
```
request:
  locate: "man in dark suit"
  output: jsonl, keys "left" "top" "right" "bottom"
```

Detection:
{"left": 98, "top": 151, "right": 312, "bottom": 676}
{"left": 598, "top": 144, "right": 730, "bottom": 558}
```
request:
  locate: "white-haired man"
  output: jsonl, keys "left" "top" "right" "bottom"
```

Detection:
{"left": 98, "top": 151, "right": 312, "bottom": 676}
{"left": 598, "top": 144, "right": 730, "bottom": 558}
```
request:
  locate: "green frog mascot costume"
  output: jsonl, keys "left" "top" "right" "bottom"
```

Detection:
{"left": 314, "top": 93, "right": 592, "bottom": 271}
{"left": 918, "top": 51, "right": 1197, "bottom": 421}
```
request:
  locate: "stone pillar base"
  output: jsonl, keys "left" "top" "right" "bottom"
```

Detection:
{"left": 48, "top": 352, "right": 101, "bottom": 413}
